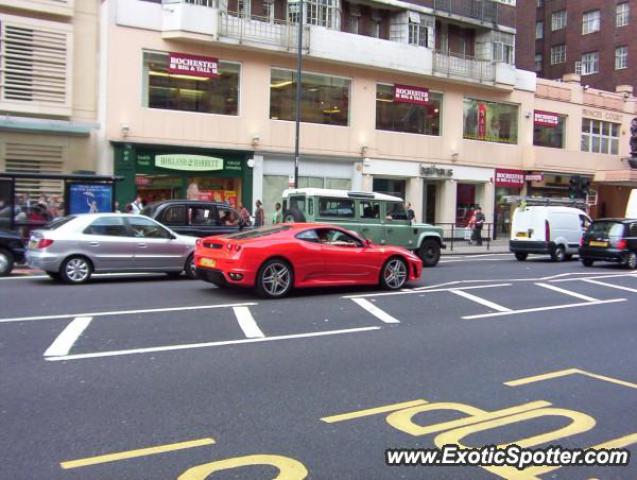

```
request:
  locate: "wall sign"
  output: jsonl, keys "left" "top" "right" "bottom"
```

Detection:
{"left": 582, "top": 108, "right": 623, "bottom": 123}
{"left": 495, "top": 168, "right": 524, "bottom": 188}
{"left": 156, "top": 154, "right": 224, "bottom": 171}
{"left": 421, "top": 164, "right": 453, "bottom": 178}
{"left": 534, "top": 111, "right": 560, "bottom": 128}
{"left": 525, "top": 173, "right": 544, "bottom": 182}
{"left": 168, "top": 52, "right": 219, "bottom": 78}
{"left": 394, "top": 84, "right": 429, "bottom": 105}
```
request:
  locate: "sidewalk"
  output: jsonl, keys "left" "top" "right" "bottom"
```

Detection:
{"left": 442, "top": 238, "right": 509, "bottom": 256}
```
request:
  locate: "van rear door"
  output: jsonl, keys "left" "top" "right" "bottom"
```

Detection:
{"left": 512, "top": 208, "right": 543, "bottom": 241}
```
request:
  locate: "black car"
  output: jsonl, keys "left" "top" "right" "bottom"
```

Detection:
{"left": 579, "top": 218, "right": 637, "bottom": 269}
{"left": 0, "top": 229, "right": 26, "bottom": 276}
{"left": 142, "top": 200, "right": 246, "bottom": 237}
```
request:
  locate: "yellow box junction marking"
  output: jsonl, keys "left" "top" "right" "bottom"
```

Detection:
{"left": 505, "top": 368, "right": 637, "bottom": 390}
{"left": 321, "top": 399, "right": 428, "bottom": 423}
{"left": 60, "top": 437, "right": 215, "bottom": 470}
{"left": 178, "top": 454, "right": 308, "bottom": 480}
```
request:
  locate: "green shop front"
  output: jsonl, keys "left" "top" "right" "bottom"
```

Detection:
{"left": 114, "top": 144, "right": 252, "bottom": 209}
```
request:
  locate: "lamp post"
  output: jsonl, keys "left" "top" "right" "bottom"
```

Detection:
{"left": 293, "top": 0, "right": 303, "bottom": 188}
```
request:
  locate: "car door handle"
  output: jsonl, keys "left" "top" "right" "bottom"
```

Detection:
{"left": 89, "top": 241, "right": 100, "bottom": 246}
{"left": 137, "top": 243, "right": 148, "bottom": 248}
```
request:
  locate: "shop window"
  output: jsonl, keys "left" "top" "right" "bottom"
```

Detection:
{"left": 581, "top": 119, "right": 619, "bottom": 154}
{"left": 463, "top": 98, "right": 518, "bottom": 144}
{"left": 319, "top": 198, "right": 354, "bottom": 217}
{"left": 533, "top": 111, "right": 565, "bottom": 149}
{"left": 143, "top": 51, "right": 240, "bottom": 115}
{"left": 270, "top": 68, "right": 350, "bottom": 126}
{"left": 376, "top": 84, "right": 441, "bottom": 136}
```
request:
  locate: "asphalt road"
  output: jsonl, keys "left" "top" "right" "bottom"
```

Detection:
{"left": 1, "top": 254, "right": 637, "bottom": 479}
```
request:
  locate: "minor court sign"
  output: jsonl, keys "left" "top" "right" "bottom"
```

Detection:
{"left": 156, "top": 154, "right": 224, "bottom": 172}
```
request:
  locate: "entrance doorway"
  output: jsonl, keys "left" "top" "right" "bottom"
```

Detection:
{"left": 423, "top": 182, "right": 437, "bottom": 224}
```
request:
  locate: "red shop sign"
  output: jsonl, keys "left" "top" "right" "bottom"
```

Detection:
{"left": 495, "top": 168, "right": 525, "bottom": 188}
{"left": 534, "top": 110, "right": 560, "bottom": 128}
{"left": 394, "top": 84, "right": 429, "bottom": 105}
{"left": 168, "top": 52, "right": 219, "bottom": 78}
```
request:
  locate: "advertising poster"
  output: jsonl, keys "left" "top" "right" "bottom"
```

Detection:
{"left": 68, "top": 184, "right": 113, "bottom": 214}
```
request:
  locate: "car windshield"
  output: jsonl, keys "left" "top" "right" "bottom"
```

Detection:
{"left": 588, "top": 221, "right": 624, "bottom": 238}
{"left": 42, "top": 216, "right": 76, "bottom": 230}
{"left": 225, "top": 225, "right": 291, "bottom": 240}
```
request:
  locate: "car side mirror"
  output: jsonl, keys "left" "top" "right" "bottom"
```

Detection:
{"left": 363, "top": 239, "right": 372, "bottom": 247}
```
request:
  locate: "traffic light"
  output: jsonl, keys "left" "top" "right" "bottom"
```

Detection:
{"left": 568, "top": 175, "right": 580, "bottom": 199}
{"left": 579, "top": 177, "right": 590, "bottom": 197}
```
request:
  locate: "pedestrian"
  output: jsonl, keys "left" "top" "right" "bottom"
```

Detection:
{"left": 130, "top": 194, "right": 143, "bottom": 214}
{"left": 238, "top": 202, "right": 251, "bottom": 226}
{"left": 272, "top": 202, "right": 283, "bottom": 224}
{"left": 471, "top": 206, "right": 486, "bottom": 246}
{"left": 405, "top": 202, "right": 415, "bottom": 222}
{"left": 254, "top": 200, "right": 265, "bottom": 227}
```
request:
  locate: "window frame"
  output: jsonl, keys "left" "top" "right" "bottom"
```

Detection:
{"left": 551, "top": 10, "right": 567, "bottom": 31}
{"left": 581, "top": 118, "right": 620, "bottom": 155}
{"left": 317, "top": 197, "right": 355, "bottom": 218}
{"left": 615, "top": 46, "right": 628, "bottom": 70}
{"left": 375, "top": 83, "right": 443, "bottom": 137}
{"left": 581, "top": 51, "right": 599, "bottom": 75}
{"left": 550, "top": 44, "right": 566, "bottom": 65}
{"left": 616, "top": 3, "right": 629, "bottom": 27}
{"left": 582, "top": 10, "right": 600, "bottom": 35}
{"left": 535, "top": 21, "right": 543, "bottom": 39}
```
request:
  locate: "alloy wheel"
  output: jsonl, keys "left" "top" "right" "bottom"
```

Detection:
{"left": 383, "top": 259, "right": 407, "bottom": 289}
{"left": 261, "top": 263, "right": 291, "bottom": 297}
{"left": 0, "top": 251, "right": 10, "bottom": 275}
{"left": 65, "top": 258, "right": 90, "bottom": 283}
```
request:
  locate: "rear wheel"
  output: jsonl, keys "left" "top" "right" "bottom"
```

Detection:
{"left": 623, "top": 252, "right": 637, "bottom": 270}
{"left": 581, "top": 258, "right": 594, "bottom": 267}
{"left": 418, "top": 239, "right": 441, "bottom": 267}
{"left": 551, "top": 245, "right": 566, "bottom": 262}
{"left": 380, "top": 257, "right": 408, "bottom": 290}
{"left": 256, "top": 259, "right": 293, "bottom": 298}
{"left": 0, "top": 248, "right": 14, "bottom": 276}
{"left": 514, "top": 252, "right": 528, "bottom": 261}
{"left": 60, "top": 256, "right": 92, "bottom": 284}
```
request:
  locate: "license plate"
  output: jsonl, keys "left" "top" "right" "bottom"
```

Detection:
{"left": 200, "top": 257, "right": 216, "bottom": 268}
{"left": 515, "top": 232, "right": 528, "bottom": 238}
{"left": 589, "top": 241, "right": 608, "bottom": 247}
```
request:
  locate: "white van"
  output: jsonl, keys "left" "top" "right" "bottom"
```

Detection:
{"left": 509, "top": 206, "right": 591, "bottom": 261}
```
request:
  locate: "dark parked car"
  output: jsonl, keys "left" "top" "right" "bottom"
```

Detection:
{"left": 579, "top": 218, "right": 637, "bottom": 269}
{"left": 142, "top": 200, "right": 245, "bottom": 237}
{"left": 0, "top": 229, "right": 26, "bottom": 276}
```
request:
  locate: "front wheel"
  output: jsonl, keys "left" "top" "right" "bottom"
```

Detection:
{"left": 0, "top": 248, "right": 14, "bottom": 276}
{"left": 514, "top": 252, "right": 528, "bottom": 261}
{"left": 418, "top": 239, "right": 441, "bottom": 267}
{"left": 380, "top": 257, "right": 408, "bottom": 290}
{"left": 581, "top": 258, "right": 594, "bottom": 267}
{"left": 623, "top": 252, "right": 637, "bottom": 270}
{"left": 256, "top": 259, "right": 293, "bottom": 298}
{"left": 60, "top": 256, "right": 92, "bottom": 284}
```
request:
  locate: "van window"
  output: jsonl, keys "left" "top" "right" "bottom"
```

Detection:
{"left": 289, "top": 196, "right": 306, "bottom": 213}
{"left": 359, "top": 200, "right": 381, "bottom": 219}
{"left": 386, "top": 202, "right": 408, "bottom": 220}
{"left": 319, "top": 198, "right": 354, "bottom": 218}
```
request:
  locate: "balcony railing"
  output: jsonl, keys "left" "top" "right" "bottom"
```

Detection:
{"left": 163, "top": 0, "right": 218, "bottom": 6}
{"left": 219, "top": 12, "right": 309, "bottom": 51}
{"left": 433, "top": 0, "right": 498, "bottom": 23}
{"left": 432, "top": 50, "right": 495, "bottom": 83}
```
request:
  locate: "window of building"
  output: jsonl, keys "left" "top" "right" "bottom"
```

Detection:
{"left": 533, "top": 111, "right": 566, "bottom": 149}
{"left": 551, "top": 10, "right": 567, "bottom": 30}
{"left": 616, "top": 46, "right": 628, "bottom": 69}
{"left": 536, "top": 21, "right": 543, "bottom": 39}
{"left": 143, "top": 51, "right": 239, "bottom": 115}
{"left": 270, "top": 68, "right": 350, "bottom": 126}
{"left": 535, "top": 53, "right": 543, "bottom": 71}
{"left": 537, "top": 0, "right": 544, "bottom": 7}
{"left": 582, "top": 10, "right": 600, "bottom": 34}
{"left": 408, "top": 12, "right": 432, "bottom": 47}
{"left": 304, "top": 0, "right": 339, "bottom": 28}
{"left": 581, "top": 52, "right": 599, "bottom": 75}
{"left": 617, "top": 3, "right": 629, "bottom": 27}
{"left": 376, "top": 84, "right": 442, "bottom": 136}
{"left": 581, "top": 119, "right": 620, "bottom": 154}
{"left": 463, "top": 98, "right": 518, "bottom": 144}
{"left": 492, "top": 31, "right": 515, "bottom": 64}
{"left": 348, "top": 14, "right": 359, "bottom": 34}
{"left": 550, "top": 44, "right": 566, "bottom": 64}
{"left": 369, "top": 19, "right": 381, "bottom": 38}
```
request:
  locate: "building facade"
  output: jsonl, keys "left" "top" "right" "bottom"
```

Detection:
{"left": 0, "top": 0, "right": 100, "bottom": 205}
{"left": 517, "top": 0, "right": 637, "bottom": 95}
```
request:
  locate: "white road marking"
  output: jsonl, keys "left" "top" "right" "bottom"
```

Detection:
{"left": 450, "top": 289, "right": 512, "bottom": 312}
{"left": 462, "top": 298, "right": 626, "bottom": 320}
{"left": 440, "top": 258, "right": 511, "bottom": 264}
{"left": 535, "top": 283, "right": 599, "bottom": 302}
{"left": 551, "top": 272, "right": 637, "bottom": 283}
{"left": 43, "top": 317, "right": 93, "bottom": 357}
{"left": 343, "top": 283, "right": 512, "bottom": 299}
{"left": 351, "top": 298, "right": 400, "bottom": 324}
{"left": 0, "top": 302, "right": 257, "bottom": 324}
{"left": 581, "top": 278, "right": 637, "bottom": 293}
{"left": 0, "top": 272, "right": 162, "bottom": 281}
{"left": 233, "top": 306, "right": 264, "bottom": 338}
{"left": 45, "top": 326, "right": 382, "bottom": 362}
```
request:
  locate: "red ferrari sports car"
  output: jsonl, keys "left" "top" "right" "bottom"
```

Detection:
{"left": 194, "top": 223, "right": 422, "bottom": 298}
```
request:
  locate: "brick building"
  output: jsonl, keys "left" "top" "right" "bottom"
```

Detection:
{"left": 517, "top": 0, "right": 637, "bottom": 95}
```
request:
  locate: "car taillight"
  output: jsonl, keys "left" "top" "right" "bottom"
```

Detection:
{"left": 579, "top": 236, "right": 584, "bottom": 247}
{"left": 615, "top": 239, "right": 627, "bottom": 250}
{"left": 545, "top": 220, "right": 550, "bottom": 242}
{"left": 226, "top": 243, "right": 241, "bottom": 252}
{"left": 37, "top": 239, "right": 54, "bottom": 249}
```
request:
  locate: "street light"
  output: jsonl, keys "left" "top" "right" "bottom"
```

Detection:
{"left": 292, "top": 0, "right": 304, "bottom": 188}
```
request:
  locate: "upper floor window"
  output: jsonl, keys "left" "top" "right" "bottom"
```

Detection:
{"left": 143, "top": 51, "right": 240, "bottom": 115}
{"left": 535, "top": 21, "right": 543, "bottom": 39}
{"left": 581, "top": 51, "right": 599, "bottom": 75}
{"left": 582, "top": 10, "right": 600, "bottom": 34}
{"left": 537, "top": 0, "right": 544, "bottom": 7}
{"left": 376, "top": 84, "right": 442, "bottom": 136}
{"left": 551, "top": 10, "right": 567, "bottom": 30}
{"left": 533, "top": 111, "right": 565, "bottom": 149}
{"left": 581, "top": 119, "right": 619, "bottom": 154}
{"left": 535, "top": 54, "right": 543, "bottom": 71}
{"left": 304, "top": 0, "right": 339, "bottom": 28}
{"left": 463, "top": 98, "right": 518, "bottom": 145}
{"left": 616, "top": 3, "right": 630, "bottom": 27}
{"left": 408, "top": 13, "right": 432, "bottom": 48}
{"left": 550, "top": 44, "right": 566, "bottom": 65}
{"left": 270, "top": 68, "right": 349, "bottom": 126}
{"left": 492, "top": 31, "right": 515, "bottom": 64}
{"left": 615, "top": 46, "right": 628, "bottom": 70}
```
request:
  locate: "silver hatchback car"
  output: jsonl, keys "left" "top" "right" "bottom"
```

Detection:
{"left": 26, "top": 214, "right": 197, "bottom": 283}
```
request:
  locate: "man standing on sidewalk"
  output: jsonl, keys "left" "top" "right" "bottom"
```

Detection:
{"left": 472, "top": 206, "right": 485, "bottom": 246}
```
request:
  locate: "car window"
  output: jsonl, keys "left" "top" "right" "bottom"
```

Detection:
{"left": 359, "top": 200, "right": 381, "bottom": 219}
{"left": 45, "top": 216, "right": 76, "bottom": 230}
{"left": 217, "top": 207, "right": 239, "bottom": 226}
{"left": 296, "top": 229, "right": 320, "bottom": 243}
{"left": 318, "top": 198, "right": 354, "bottom": 218}
{"left": 189, "top": 206, "right": 216, "bottom": 226}
{"left": 317, "top": 228, "right": 362, "bottom": 247}
{"left": 289, "top": 196, "right": 306, "bottom": 213}
{"left": 630, "top": 223, "right": 637, "bottom": 237}
{"left": 161, "top": 205, "right": 186, "bottom": 225}
{"left": 84, "top": 216, "right": 129, "bottom": 237}
{"left": 579, "top": 215, "right": 591, "bottom": 230}
{"left": 386, "top": 202, "right": 408, "bottom": 221}
{"left": 126, "top": 216, "right": 172, "bottom": 239}
{"left": 588, "top": 221, "right": 624, "bottom": 238}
